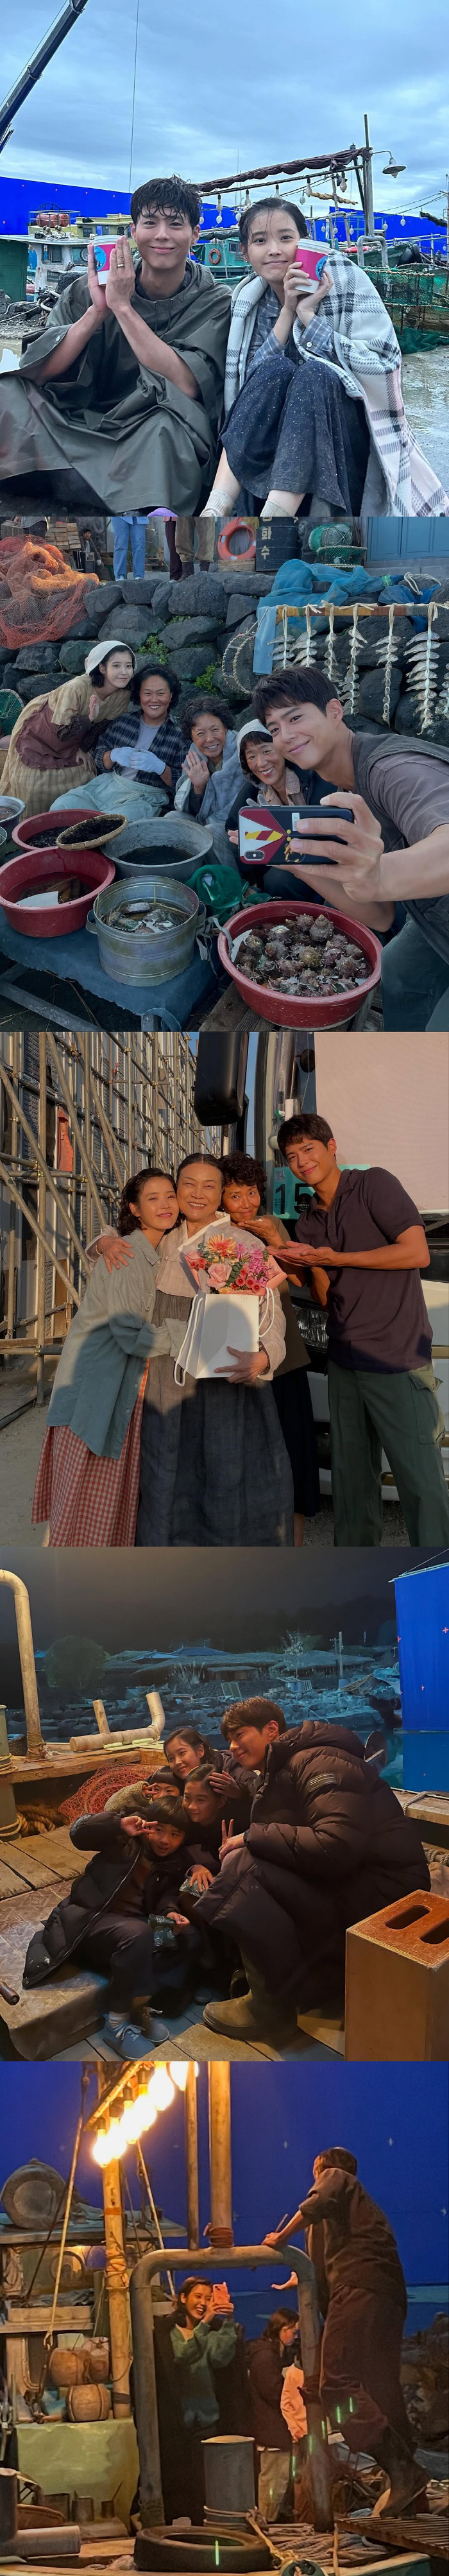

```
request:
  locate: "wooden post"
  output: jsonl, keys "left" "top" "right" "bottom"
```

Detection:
{"left": 185, "top": 2065, "right": 199, "bottom": 2248}
{"left": 101, "top": 2159, "right": 131, "bottom": 2419}
{"left": 0, "top": 1704, "right": 19, "bottom": 1839}
{"left": 146, "top": 1691, "right": 165, "bottom": 1737}
{"left": 37, "top": 1033, "right": 47, "bottom": 1405}
{"left": 92, "top": 1699, "right": 110, "bottom": 1737}
{"left": 208, "top": 2065, "right": 232, "bottom": 2235}
{"left": 83, "top": 1035, "right": 92, "bottom": 1249}
{"left": 6, "top": 1036, "right": 18, "bottom": 1348}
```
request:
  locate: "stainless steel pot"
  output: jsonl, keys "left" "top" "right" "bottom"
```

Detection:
{"left": 112, "top": 815, "right": 214, "bottom": 880}
{"left": 87, "top": 871, "right": 207, "bottom": 987}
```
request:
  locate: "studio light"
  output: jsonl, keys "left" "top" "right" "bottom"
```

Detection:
{"left": 90, "top": 2061, "right": 198, "bottom": 2168}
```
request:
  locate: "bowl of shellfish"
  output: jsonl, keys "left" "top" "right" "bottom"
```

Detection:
{"left": 217, "top": 898, "right": 382, "bottom": 1026}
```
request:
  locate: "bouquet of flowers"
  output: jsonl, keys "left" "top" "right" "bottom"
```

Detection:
{"left": 183, "top": 1231, "right": 284, "bottom": 1296}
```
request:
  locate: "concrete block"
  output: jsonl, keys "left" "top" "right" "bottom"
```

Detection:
{"left": 0, "top": 1896, "right": 106, "bottom": 2060}
{"left": 345, "top": 1886, "right": 449, "bottom": 2059}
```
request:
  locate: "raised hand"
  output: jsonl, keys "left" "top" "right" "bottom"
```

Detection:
{"left": 290, "top": 791, "right": 384, "bottom": 895}
{"left": 105, "top": 237, "right": 137, "bottom": 313}
{"left": 87, "top": 241, "right": 109, "bottom": 320}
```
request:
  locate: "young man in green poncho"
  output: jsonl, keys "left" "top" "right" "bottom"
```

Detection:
{"left": 0, "top": 177, "right": 231, "bottom": 515}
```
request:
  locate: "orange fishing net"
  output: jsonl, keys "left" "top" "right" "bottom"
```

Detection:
{"left": 0, "top": 537, "right": 99, "bottom": 650}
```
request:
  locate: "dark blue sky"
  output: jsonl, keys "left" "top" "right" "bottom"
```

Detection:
{"left": 0, "top": 2065, "right": 446, "bottom": 2332}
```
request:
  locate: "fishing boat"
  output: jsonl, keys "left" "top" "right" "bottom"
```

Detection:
{"left": 195, "top": 142, "right": 449, "bottom": 354}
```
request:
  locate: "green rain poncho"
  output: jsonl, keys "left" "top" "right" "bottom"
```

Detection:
{"left": 1, "top": 261, "right": 231, "bottom": 511}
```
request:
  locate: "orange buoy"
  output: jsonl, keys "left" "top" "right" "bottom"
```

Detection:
{"left": 217, "top": 518, "right": 257, "bottom": 567}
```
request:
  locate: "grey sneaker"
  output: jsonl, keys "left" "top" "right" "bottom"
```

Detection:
{"left": 103, "top": 2012, "right": 168, "bottom": 2059}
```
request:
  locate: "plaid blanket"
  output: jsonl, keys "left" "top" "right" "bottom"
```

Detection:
{"left": 94, "top": 707, "right": 183, "bottom": 785}
{"left": 223, "top": 253, "right": 449, "bottom": 518}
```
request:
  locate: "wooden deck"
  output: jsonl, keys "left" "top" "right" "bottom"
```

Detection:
{"left": 0, "top": 1828, "right": 343, "bottom": 2064}
{"left": 1, "top": 1805, "right": 447, "bottom": 2064}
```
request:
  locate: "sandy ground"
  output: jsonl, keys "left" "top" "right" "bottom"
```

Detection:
{"left": 402, "top": 343, "right": 449, "bottom": 492}
{"left": 0, "top": 1389, "right": 409, "bottom": 1548}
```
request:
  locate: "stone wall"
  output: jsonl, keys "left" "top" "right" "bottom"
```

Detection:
{"left": 1, "top": 566, "right": 449, "bottom": 746}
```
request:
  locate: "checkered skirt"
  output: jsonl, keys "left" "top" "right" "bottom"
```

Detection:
{"left": 31, "top": 1366, "right": 149, "bottom": 1547}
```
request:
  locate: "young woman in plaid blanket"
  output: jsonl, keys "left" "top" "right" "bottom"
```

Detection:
{"left": 201, "top": 197, "right": 448, "bottom": 523}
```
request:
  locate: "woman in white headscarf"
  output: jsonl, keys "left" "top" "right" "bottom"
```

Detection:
{"left": 1, "top": 639, "right": 135, "bottom": 816}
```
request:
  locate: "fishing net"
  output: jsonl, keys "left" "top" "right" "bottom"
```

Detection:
{"left": 59, "top": 1759, "right": 148, "bottom": 1823}
{"left": 0, "top": 537, "right": 98, "bottom": 651}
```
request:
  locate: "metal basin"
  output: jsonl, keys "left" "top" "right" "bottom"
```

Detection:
{"left": 0, "top": 796, "right": 25, "bottom": 827}
{"left": 112, "top": 815, "right": 214, "bottom": 880}
{"left": 87, "top": 871, "right": 205, "bottom": 987}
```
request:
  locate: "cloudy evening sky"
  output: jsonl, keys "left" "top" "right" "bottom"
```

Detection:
{"left": 1, "top": 0, "right": 448, "bottom": 216}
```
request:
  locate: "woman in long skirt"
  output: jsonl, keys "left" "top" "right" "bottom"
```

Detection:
{"left": 135, "top": 1153, "right": 294, "bottom": 1547}
{"left": 218, "top": 1149, "right": 321, "bottom": 1545}
{"left": 1, "top": 640, "right": 135, "bottom": 817}
{"left": 31, "top": 1171, "right": 182, "bottom": 1545}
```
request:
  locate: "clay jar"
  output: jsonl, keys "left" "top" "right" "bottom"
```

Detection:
{"left": 47, "top": 2350, "right": 85, "bottom": 2391}
{"left": 68, "top": 2385, "right": 112, "bottom": 2423}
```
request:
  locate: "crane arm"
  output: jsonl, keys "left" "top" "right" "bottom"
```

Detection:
{"left": 0, "top": 0, "right": 89, "bottom": 151}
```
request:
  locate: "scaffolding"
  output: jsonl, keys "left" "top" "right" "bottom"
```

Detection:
{"left": 0, "top": 1033, "right": 221, "bottom": 1404}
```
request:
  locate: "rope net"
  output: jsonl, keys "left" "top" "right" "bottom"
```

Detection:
{"left": 0, "top": 538, "right": 98, "bottom": 650}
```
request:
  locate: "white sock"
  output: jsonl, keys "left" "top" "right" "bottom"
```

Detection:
{"left": 260, "top": 492, "right": 301, "bottom": 518}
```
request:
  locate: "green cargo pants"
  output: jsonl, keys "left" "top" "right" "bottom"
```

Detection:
{"left": 327, "top": 1358, "right": 449, "bottom": 1547}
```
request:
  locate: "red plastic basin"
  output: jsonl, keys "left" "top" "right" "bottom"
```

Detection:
{"left": 0, "top": 845, "right": 115, "bottom": 938}
{"left": 12, "top": 806, "right": 100, "bottom": 852}
{"left": 217, "top": 898, "right": 382, "bottom": 1027}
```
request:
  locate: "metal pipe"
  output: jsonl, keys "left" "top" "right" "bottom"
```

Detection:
{"left": 87, "top": 1066, "right": 127, "bottom": 1188}
{"left": 130, "top": 2241, "right": 330, "bottom": 2529}
{"left": 0, "top": 1572, "right": 45, "bottom": 1758}
{"left": 0, "top": 1156, "right": 81, "bottom": 1311}
{"left": 208, "top": 2066, "right": 232, "bottom": 2236}
{"left": 102, "top": 2159, "right": 131, "bottom": 2420}
{"left": 185, "top": 2065, "right": 199, "bottom": 2248}
{"left": 363, "top": 113, "right": 375, "bottom": 235}
{"left": 46, "top": 1038, "right": 105, "bottom": 1230}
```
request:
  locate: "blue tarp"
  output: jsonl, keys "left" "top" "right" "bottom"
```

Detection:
{"left": 0, "top": 911, "right": 221, "bottom": 1031}
{"left": 253, "top": 562, "right": 441, "bottom": 673}
{"left": 394, "top": 1561, "right": 449, "bottom": 1733}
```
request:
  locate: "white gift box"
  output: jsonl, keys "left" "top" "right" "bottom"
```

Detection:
{"left": 174, "top": 1290, "right": 264, "bottom": 1384}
